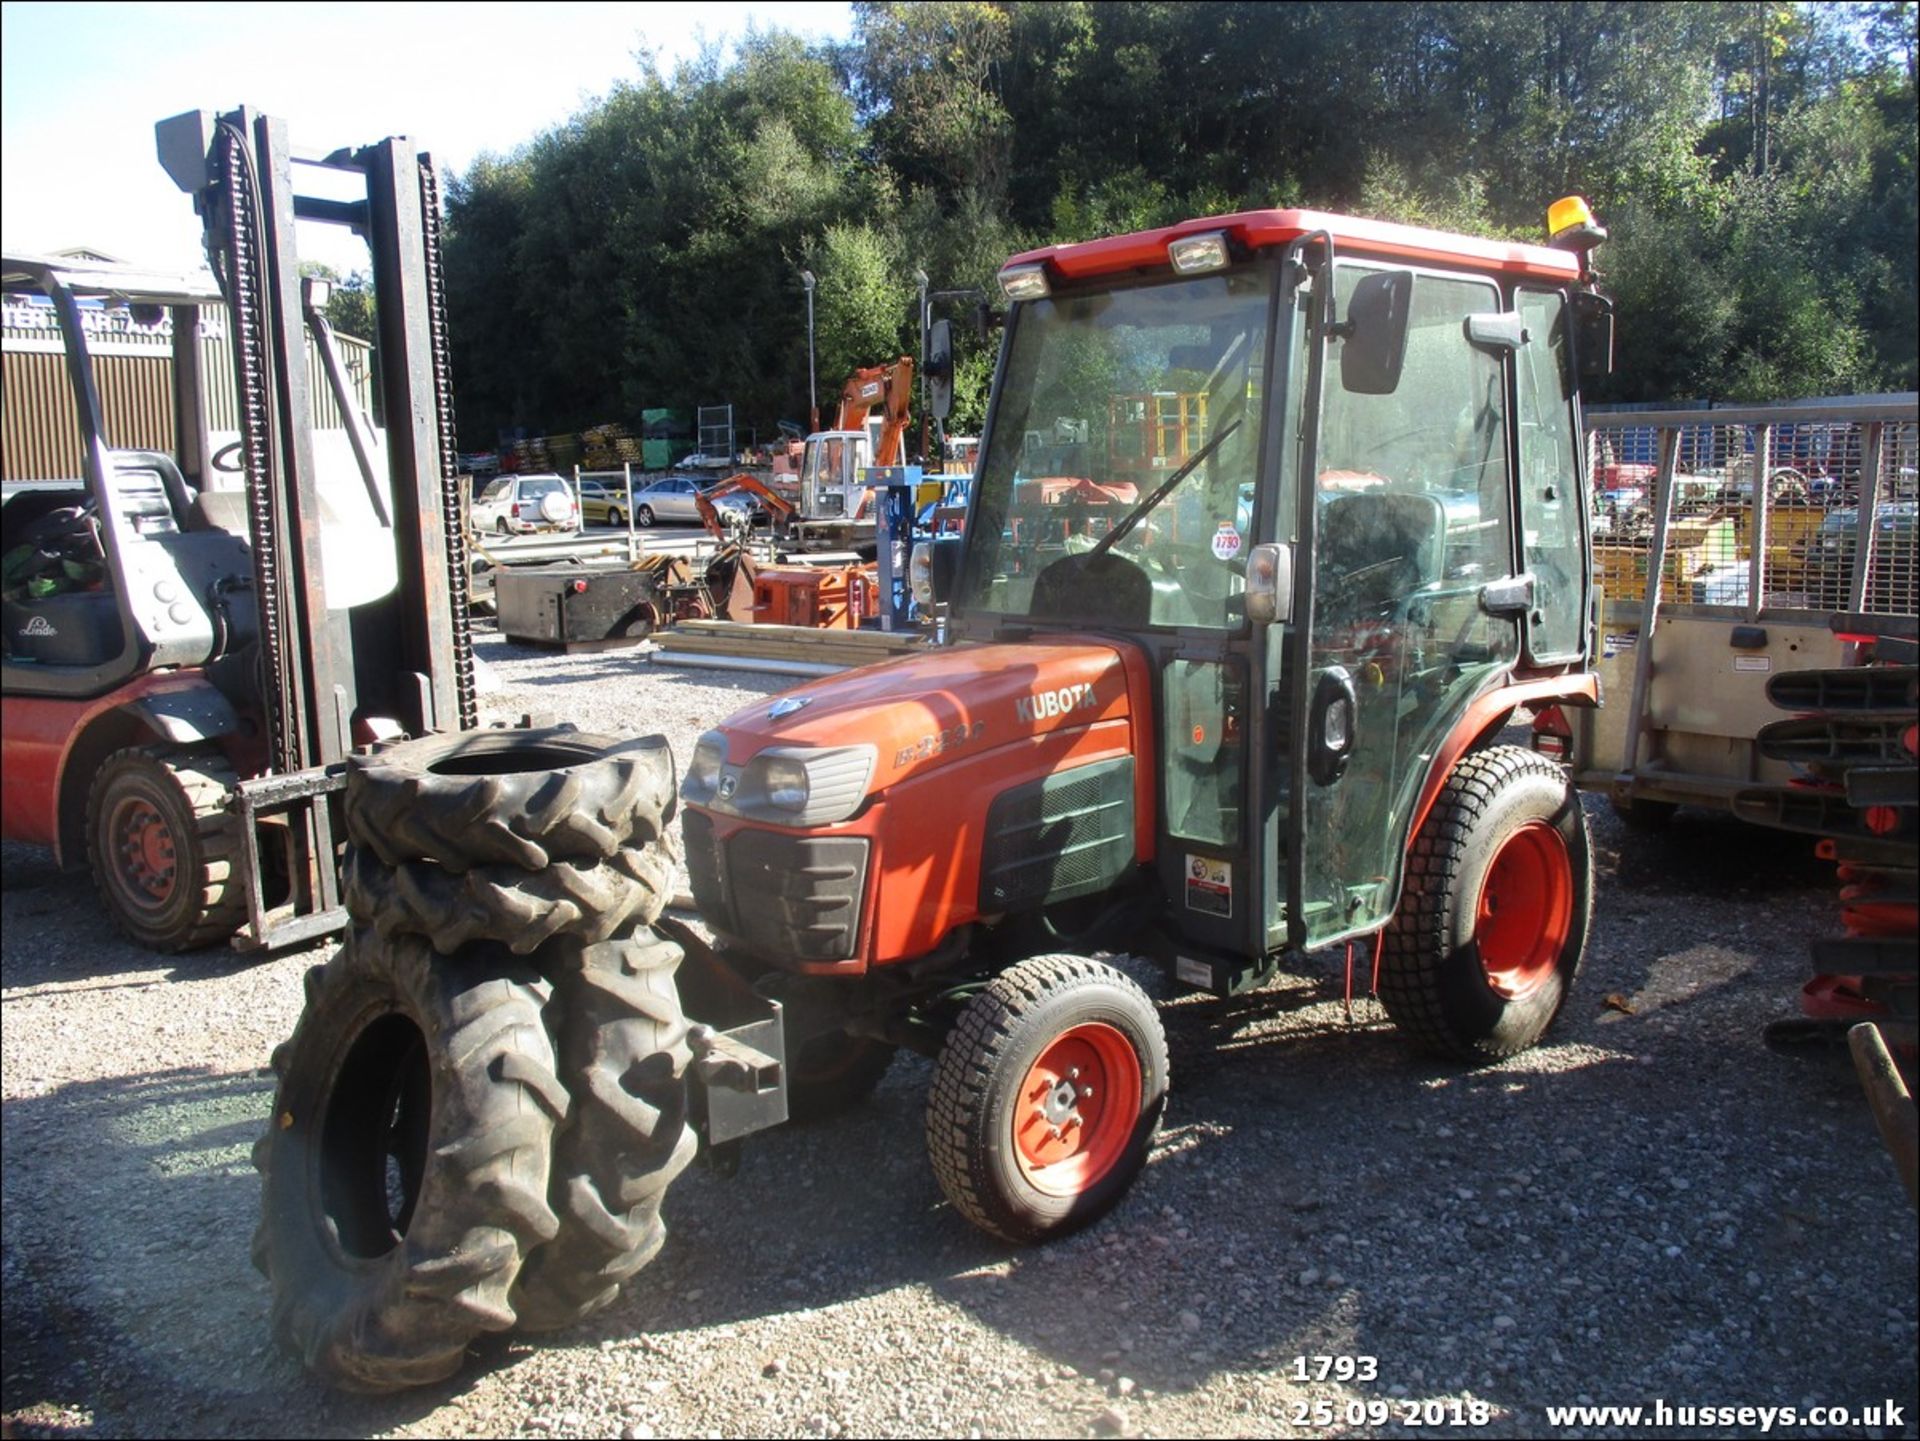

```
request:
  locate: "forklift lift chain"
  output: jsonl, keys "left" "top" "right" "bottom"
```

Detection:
{"left": 344, "top": 727, "right": 676, "bottom": 873}
{"left": 511, "top": 930, "right": 699, "bottom": 1331}
{"left": 84, "top": 745, "right": 249, "bottom": 952}
{"left": 1378, "top": 745, "right": 1593, "bottom": 1062}
{"left": 927, "top": 953, "right": 1168, "bottom": 1243}
{"left": 341, "top": 841, "right": 675, "bottom": 957}
{"left": 251, "top": 928, "right": 565, "bottom": 1392}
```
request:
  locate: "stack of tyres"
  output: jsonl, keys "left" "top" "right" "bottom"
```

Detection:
{"left": 251, "top": 727, "right": 696, "bottom": 1390}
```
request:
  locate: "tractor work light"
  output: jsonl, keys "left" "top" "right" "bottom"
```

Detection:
{"left": 1547, "top": 196, "right": 1607, "bottom": 252}
{"left": 998, "top": 264, "right": 1051, "bottom": 302}
{"left": 1167, "top": 230, "right": 1230, "bottom": 275}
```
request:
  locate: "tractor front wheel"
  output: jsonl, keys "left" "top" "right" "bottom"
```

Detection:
{"left": 1378, "top": 745, "right": 1592, "bottom": 1062}
{"left": 927, "top": 955, "right": 1167, "bottom": 1243}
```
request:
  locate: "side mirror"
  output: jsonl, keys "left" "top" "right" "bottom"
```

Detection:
{"left": 1572, "top": 290, "right": 1614, "bottom": 380}
{"left": 1338, "top": 269, "right": 1412, "bottom": 395}
{"left": 927, "top": 319, "right": 954, "bottom": 422}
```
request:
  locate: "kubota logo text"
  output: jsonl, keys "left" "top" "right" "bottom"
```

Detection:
{"left": 1015, "top": 682, "right": 1099, "bottom": 723}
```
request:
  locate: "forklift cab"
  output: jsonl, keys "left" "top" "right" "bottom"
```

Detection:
{"left": 944, "top": 214, "right": 1598, "bottom": 981}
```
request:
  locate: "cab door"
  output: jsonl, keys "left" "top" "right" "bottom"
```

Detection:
{"left": 1286, "top": 263, "right": 1522, "bottom": 950}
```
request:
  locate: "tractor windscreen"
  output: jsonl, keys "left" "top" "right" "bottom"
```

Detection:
{"left": 959, "top": 268, "right": 1271, "bottom": 631}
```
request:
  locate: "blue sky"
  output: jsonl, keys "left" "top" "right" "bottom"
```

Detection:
{"left": 1, "top": 1, "right": 854, "bottom": 275}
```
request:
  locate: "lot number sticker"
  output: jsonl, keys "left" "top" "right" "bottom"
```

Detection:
{"left": 1211, "top": 523, "right": 1243, "bottom": 561}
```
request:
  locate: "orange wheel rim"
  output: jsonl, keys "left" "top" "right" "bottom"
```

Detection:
{"left": 1012, "top": 1022, "right": 1141, "bottom": 1197}
{"left": 1476, "top": 821, "right": 1572, "bottom": 1001}
{"left": 110, "top": 795, "right": 178, "bottom": 908}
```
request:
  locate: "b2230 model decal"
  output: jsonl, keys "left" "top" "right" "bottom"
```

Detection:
{"left": 894, "top": 720, "right": 986, "bottom": 769}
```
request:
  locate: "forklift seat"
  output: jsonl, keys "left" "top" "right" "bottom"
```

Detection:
{"left": 1318, "top": 490, "right": 1448, "bottom": 621}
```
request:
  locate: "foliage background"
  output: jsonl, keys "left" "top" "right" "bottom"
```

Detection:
{"left": 432, "top": 1, "right": 1917, "bottom": 450}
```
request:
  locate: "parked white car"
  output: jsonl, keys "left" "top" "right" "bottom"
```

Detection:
{"left": 471, "top": 473, "right": 579, "bottom": 535}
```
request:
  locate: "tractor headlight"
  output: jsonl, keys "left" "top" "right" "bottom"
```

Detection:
{"left": 682, "top": 731, "right": 727, "bottom": 804}
{"left": 761, "top": 755, "right": 811, "bottom": 812}
{"left": 687, "top": 741, "right": 876, "bottom": 826}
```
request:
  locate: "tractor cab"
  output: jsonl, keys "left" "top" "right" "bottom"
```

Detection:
{"left": 930, "top": 207, "right": 1608, "bottom": 976}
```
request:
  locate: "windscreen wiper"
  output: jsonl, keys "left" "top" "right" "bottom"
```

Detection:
{"left": 1087, "top": 417, "right": 1243, "bottom": 560}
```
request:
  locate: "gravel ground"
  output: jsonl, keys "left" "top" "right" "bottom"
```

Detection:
{"left": 3, "top": 621, "right": 1915, "bottom": 1440}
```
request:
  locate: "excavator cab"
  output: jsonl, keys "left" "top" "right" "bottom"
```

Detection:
{"left": 797, "top": 429, "right": 874, "bottom": 519}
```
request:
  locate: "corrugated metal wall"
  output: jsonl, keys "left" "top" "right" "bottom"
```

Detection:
{"left": 2, "top": 310, "right": 374, "bottom": 482}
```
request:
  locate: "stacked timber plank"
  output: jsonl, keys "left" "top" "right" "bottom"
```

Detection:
{"left": 651, "top": 619, "right": 930, "bottom": 673}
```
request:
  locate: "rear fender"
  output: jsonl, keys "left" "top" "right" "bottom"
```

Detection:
{"left": 1405, "top": 674, "right": 1600, "bottom": 849}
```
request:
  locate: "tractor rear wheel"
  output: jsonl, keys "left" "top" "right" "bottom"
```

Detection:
{"left": 252, "top": 929, "right": 566, "bottom": 1391}
{"left": 927, "top": 954, "right": 1167, "bottom": 1243}
{"left": 85, "top": 745, "right": 247, "bottom": 952}
{"left": 1379, "top": 745, "right": 1592, "bottom": 1062}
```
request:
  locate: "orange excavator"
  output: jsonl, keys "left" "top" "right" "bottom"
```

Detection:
{"left": 834, "top": 355, "right": 915, "bottom": 465}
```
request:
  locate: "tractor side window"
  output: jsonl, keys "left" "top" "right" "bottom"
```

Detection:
{"left": 1318, "top": 269, "right": 1515, "bottom": 600}
{"left": 1515, "top": 289, "right": 1587, "bottom": 662}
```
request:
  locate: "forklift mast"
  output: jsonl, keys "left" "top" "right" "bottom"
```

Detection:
{"left": 156, "top": 107, "right": 477, "bottom": 773}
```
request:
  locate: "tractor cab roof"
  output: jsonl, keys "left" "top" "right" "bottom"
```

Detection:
{"left": 1004, "top": 207, "right": 1581, "bottom": 288}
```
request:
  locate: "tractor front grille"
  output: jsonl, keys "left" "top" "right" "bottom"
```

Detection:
{"left": 979, "top": 758, "right": 1135, "bottom": 912}
{"left": 681, "top": 808, "right": 868, "bottom": 963}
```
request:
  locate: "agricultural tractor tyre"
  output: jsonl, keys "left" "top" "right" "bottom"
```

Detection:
{"left": 1379, "top": 745, "right": 1593, "bottom": 1062}
{"left": 343, "top": 844, "right": 674, "bottom": 955}
{"left": 344, "top": 726, "right": 676, "bottom": 873}
{"left": 928, "top": 954, "right": 1168, "bottom": 1243}
{"left": 511, "top": 930, "right": 698, "bottom": 1330}
{"left": 85, "top": 745, "right": 247, "bottom": 952}
{"left": 251, "top": 928, "right": 566, "bottom": 1392}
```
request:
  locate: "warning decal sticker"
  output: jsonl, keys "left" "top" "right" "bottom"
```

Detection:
{"left": 1185, "top": 854, "right": 1233, "bottom": 917}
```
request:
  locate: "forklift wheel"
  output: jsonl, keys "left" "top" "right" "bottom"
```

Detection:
{"left": 85, "top": 745, "right": 248, "bottom": 952}
{"left": 252, "top": 929, "right": 564, "bottom": 1391}
{"left": 1379, "top": 745, "right": 1592, "bottom": 1062}
{"left": 927, "top": 954, "right": 1167, "bottom": 1243}
{"left": 512, "top": 929, "right": 697, "bottom": 1331}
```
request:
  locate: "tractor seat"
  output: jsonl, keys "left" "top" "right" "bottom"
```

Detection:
{"left": 1318, "top": 490, "right": 1447, "bottom": 620}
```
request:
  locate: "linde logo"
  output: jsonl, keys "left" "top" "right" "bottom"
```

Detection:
{"left": 1014, "top": 682, "right": 1099, "bottom": 724}
{"left": 19, "top": 615, "right": 56, "bottom": 637}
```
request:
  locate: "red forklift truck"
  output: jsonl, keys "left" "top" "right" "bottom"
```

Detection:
{"left": 1, "top": 109, "right": 477, "bottom": 953}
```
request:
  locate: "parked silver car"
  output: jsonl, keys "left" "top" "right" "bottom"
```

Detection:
{"left": 628, "top": 474, "right": 756, "bottom": 527}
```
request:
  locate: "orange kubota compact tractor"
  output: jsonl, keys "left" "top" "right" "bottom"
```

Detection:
{"left": 680, "top": 199, "right": 1616, "bottom": 1240}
